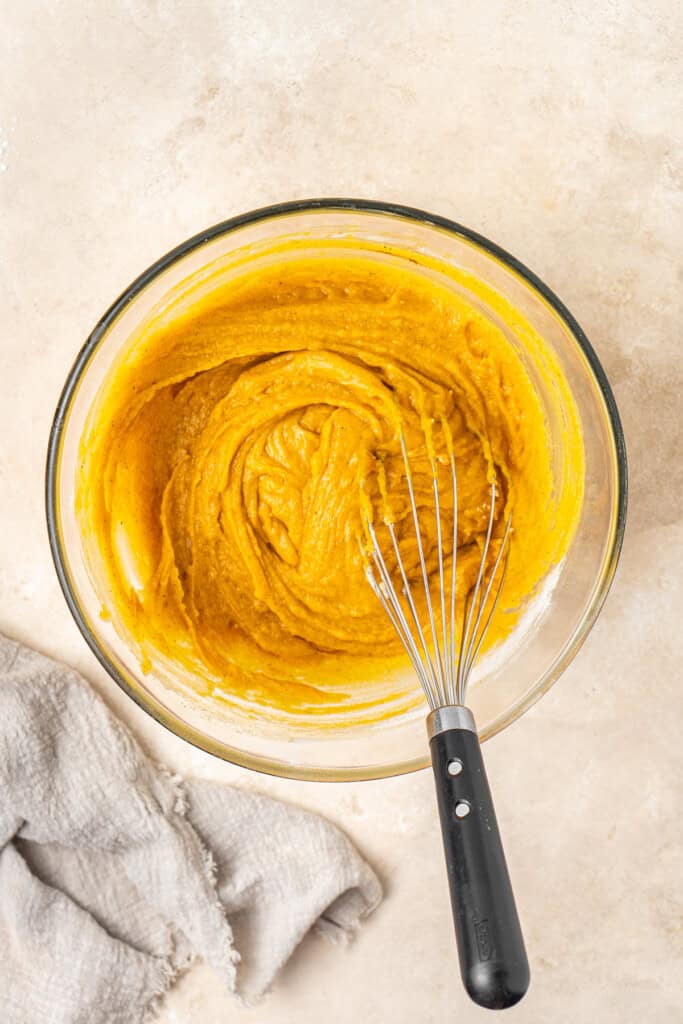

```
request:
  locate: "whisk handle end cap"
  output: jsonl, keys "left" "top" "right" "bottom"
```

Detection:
{"left": 430, "top": 721, "right": 530, "bottom": 1010}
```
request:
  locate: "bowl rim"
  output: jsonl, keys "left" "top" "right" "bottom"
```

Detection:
{"left": 45, "top": 198, "right": 628, "bottom": 781}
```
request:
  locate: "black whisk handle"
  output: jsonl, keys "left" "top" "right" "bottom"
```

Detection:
{"left": 428, "top": 707, "right": 529, "bottom": 1010}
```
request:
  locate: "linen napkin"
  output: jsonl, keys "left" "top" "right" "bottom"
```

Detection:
{"left": 0, "top": 633, "right": 382, "bottom": 1023}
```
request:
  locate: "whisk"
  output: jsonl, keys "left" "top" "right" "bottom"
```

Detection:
{"left": 363, "top": 434, "right": 530, "bottom": 1010}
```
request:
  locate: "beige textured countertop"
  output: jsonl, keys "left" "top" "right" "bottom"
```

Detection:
{"left": 2, "top": 2, "right": 682, "bottom": 1021}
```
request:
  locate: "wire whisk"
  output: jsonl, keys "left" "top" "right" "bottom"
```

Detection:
{"left": 361, "top": 431, "right": 529, "bottom": 1011}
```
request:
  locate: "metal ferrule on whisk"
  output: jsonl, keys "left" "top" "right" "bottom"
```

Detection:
{"left": 427, "top": 705, "right": 477, "bottom": 738}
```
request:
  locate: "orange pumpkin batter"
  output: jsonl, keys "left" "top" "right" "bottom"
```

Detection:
{"left": 78, "top": 250, "right": 583, "bottom": 722}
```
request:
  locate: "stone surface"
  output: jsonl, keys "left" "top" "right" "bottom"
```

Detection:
{"left": 1, "top": 2, "right": 681, "bottom": 1021}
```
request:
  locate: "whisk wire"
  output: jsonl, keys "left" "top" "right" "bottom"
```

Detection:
{"left": 456, "top": 479, "right": 497, "bottom": 700}
{"left": 446, "top": 452, "right": 458, "bottom": 705}
{"left": 462, "top": 514, "right": 512, "bottom": 682}
{"left": 386, "top": 521, "right": 440, "bottom": 694}
{"left": 400, "top": 434, "right": 448, "bottom": 704}
{"left": 432, "top": 462, "right": 449, "bottom": 706}
{"left": 363, "top": 532, "right": 435, "bottom": 703}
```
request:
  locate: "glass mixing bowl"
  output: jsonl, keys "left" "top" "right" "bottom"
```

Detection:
{"left": 46, "top": 200, "right": 627, "bottom": 781}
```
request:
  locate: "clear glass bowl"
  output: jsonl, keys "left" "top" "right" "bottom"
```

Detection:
{"left": 46, "top": 200, "right": 627, "bottom": 781}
